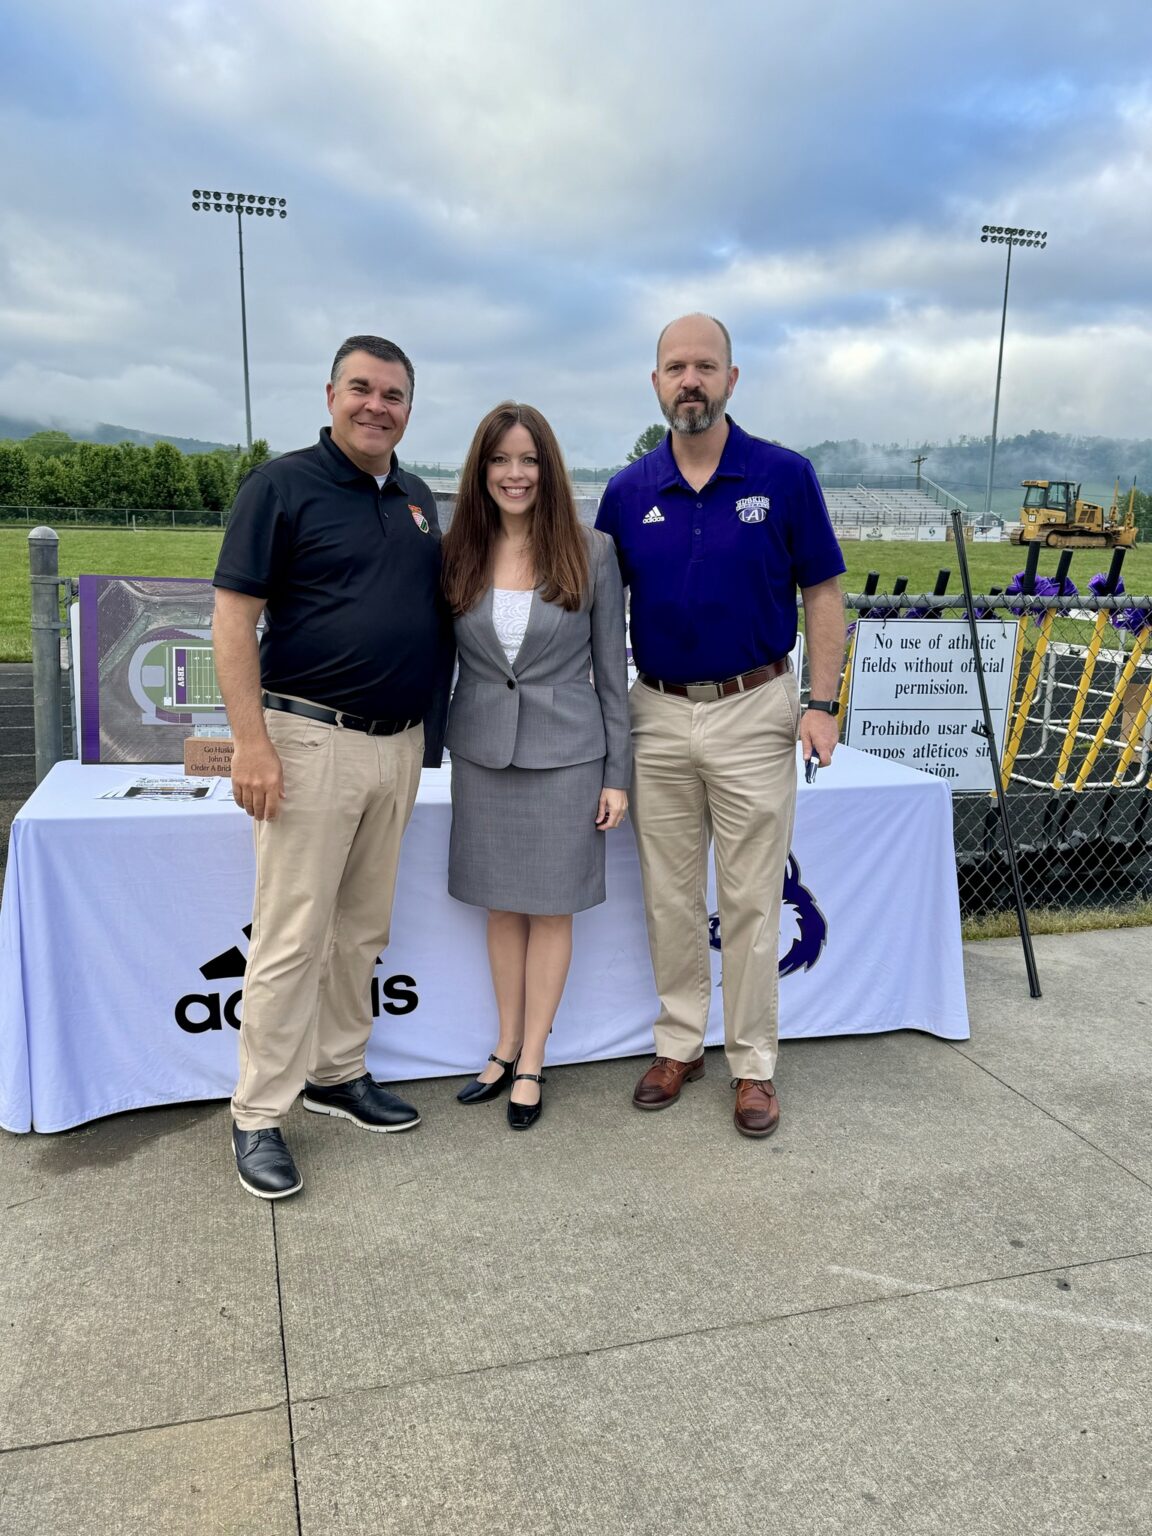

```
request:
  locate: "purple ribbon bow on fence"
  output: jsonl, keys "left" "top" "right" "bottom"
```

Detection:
{"left": 1087, "top": 572, "right": 1151, "bottom": 636}
{"left": 1005, "top": 571, "right": 1078, "bottom": 625}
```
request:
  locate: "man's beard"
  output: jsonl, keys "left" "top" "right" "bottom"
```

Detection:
{"left": 661, "top": 389, "right": 728, "bottom": 436}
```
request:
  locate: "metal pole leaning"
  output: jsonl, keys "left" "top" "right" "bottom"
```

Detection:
{"left": 1073, "top": 629, "right": 1152, "bottom": 791}
{"left": 1052, "top": 547, "right": 1126, "bottom": 790}
{"left": 1114, "top": 682, "right": 1152, "bottom": 784}
{"left": 838, "top": 571, "right": 880, "bottom": 713}
{"left": 949, "top": 509, "right": 1041, "bottom": 997}
{"left": 836, "top": 628, "right": 856, "bottom": 717}
{"left": 1001, "top": 543, "right": 1049, "bottom": 783}
{"left": 28, "top": 526, "right": 64, "bottom": 783}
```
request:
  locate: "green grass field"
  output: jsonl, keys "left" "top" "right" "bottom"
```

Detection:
{"left": 839, "top": 540, "right": 1152, "bottom": 599}
{"left": 1, "top": 528, "right": 223, "bottom": 661}
{"left": 2, "top": 525, "right": 1150, "bottom": 661}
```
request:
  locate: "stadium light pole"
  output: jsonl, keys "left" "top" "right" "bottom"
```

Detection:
{"left": 191, "top": 189, "right": 288, "bottom": 451}
{"left": 978, "top": 224, "right": 1048, "bottom": 521}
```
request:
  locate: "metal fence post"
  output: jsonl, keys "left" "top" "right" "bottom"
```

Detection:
{"left": 28, "top": 526, "right": 64, "bottom": 783}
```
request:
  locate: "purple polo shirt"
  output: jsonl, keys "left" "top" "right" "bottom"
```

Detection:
{"left": 595, "top": 418, "right": 845, "bottom": 683}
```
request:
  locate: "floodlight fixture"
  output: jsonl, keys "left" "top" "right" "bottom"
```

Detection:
{"left": 190, "top": 187, "right": 289, "bottom": 449}
{"left": 977, "top": 220, "right": 1050, "bottom": 521}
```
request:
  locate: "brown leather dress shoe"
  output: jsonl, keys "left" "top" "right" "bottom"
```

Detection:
{"left": 632, "top": 1054, "right": 705, "bottom": 1110}
{"left": 733, "top": 1078, "right": 780, "bottom": 1138}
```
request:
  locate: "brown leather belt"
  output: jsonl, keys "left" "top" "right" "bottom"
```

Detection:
{"left": 639, "top": 656, "right": 792, "bottom": 703}
{"left": 263, "top": 692, "right": 419, "bottom": 737}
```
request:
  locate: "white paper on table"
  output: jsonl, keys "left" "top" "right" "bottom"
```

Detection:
{"left": 98, "top": 776, "right": 220, "bottom": 801}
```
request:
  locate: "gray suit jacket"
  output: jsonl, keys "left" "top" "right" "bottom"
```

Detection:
{"left": 445, "top": 528, "right": 631, "bottom": 787}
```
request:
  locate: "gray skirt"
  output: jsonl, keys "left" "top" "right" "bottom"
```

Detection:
{"left": 448, "top": 755, "right": 608, "bottom": 914}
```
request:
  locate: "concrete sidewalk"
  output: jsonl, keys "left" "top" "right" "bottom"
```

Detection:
{"left": 1, "top": 928, "right": 1149, "bottom": 1535}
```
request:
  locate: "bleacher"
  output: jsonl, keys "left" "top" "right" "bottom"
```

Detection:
{"left": 820, "top": 476, "right": 970, "bottom": 538}
{"left": 434, "top": 473, "right": 973, "bottom": 539}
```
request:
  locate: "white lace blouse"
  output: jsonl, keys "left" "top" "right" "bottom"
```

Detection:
{"left": 492, "top": 588, "right": 533, "bottom": 667}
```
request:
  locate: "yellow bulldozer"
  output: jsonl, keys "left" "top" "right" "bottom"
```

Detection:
{"left": 1010, "top": 479, "right": 1139, "bottom": 549}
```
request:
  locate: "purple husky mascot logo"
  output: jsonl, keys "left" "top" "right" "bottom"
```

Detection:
{"left": 708, "top": 853, "right": 827, "bottom": 976}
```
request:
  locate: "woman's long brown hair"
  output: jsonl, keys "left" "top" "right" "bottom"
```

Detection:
{"left": 441, "top": 402, "right": 589, "bottom": 615}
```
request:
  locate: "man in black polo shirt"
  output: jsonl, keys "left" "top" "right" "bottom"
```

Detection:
{"left": 213, "top": 335, "right": 452, "bottom": 1200}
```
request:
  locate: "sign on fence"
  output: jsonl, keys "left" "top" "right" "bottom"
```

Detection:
{"left": 78, "top": 575, "right": 224, "bottom": 763}
{"left": 845, "top": 618, "right": 1024, "bottom": 790}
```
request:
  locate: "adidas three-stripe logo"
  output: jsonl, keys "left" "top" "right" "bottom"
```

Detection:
{"left": 642, "top": 506, "right": 665, "bottom": 524}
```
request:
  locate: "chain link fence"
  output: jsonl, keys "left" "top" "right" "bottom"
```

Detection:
{"left": 826, "top": 590, "right": 1152, "bottom": 919}
{"left": 19, "top": 537, "right": 1152, "bottom": 923}
{"left": 0, "top": 485, "right": 607, "bottom": 530}
{"left": 0, "top": 503, "right": 229, "bottom": 529}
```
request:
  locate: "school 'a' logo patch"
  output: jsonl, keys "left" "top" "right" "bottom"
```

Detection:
{"left": 409, "top": 505, "right": 430, "bottom": 533}
{"left": 736, "top": 495, "right": 770, "bottom": 523}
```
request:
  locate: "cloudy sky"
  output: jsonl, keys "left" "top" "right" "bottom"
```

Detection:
{"left": 1, "top": 0, "right": 1149, "bottom": 465}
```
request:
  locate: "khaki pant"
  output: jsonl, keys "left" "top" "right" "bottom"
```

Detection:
{"left": 231, "top": 707, "right": 424, "bottom": 1130}
{"left": 628, "top": 674, "right": 800, "bottom": 1080}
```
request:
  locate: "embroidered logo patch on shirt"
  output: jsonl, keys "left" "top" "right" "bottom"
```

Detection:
{"left": 409, "top": 505, "right": 430, "bottom": 533}
{"left": 736, "top": 496, "right": 770, "bottom": 523}
{"left": 642, "top": 506, "right": 665, "bottom": 524}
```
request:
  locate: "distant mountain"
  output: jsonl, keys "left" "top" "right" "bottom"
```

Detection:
{"left": 0, "top": 414, "right": 239, "bottom": 455}
{"left": 798, "top": 430, "right": 1152, "bottom": 492}
{"left": 5, "top": 413, "right": 1149, "bottom": 494}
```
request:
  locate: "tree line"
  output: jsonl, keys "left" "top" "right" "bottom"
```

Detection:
{"left": 0, "top": 429, "right": 631, "bottom": 519}
{"left": 3, "top": 423, "right": 1150, "bottom": 539}
{"left": 0, "top": 434, "right": 272, "bottom": 520}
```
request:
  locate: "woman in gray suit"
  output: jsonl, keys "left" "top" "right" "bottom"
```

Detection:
{"left": 441, "top": 402, "right": 631, "bottom": 1129}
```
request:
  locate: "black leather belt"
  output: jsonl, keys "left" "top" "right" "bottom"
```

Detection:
{"left": 639, "top": 657, "right": 792, "bottom": 703}
{"left": 262, "top": 693, "right": 419, "bottom": 736}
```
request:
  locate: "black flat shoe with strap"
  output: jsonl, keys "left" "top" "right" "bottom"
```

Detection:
{"left": 457, "top": 1053, "right": 518, "bottom": 1105}
{"left": 507, "top": 1072, "right": 546, "bottom": 1131}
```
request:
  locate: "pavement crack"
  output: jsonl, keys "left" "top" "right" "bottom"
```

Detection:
{"left": 826, "top": 1246, "right": 1152, "bottom": 1299}
{"left": 0, "top": 1403, "right": 286, "bottom": 1459}
{"left": 285, "top": 1246, "right": 1152, "bottom": 1413}
{"left": 270, "top": 1201, "right": 304, "bottom": 1536}
{"left": 945, "top": 1043, "right": 1152, "bottom": 1193}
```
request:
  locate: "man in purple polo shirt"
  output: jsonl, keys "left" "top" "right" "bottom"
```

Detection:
{"left": 596, "top": 314, "right": 846, "bottom": 1137}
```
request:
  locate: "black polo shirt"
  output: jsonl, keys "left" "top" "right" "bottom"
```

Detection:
{"left": 214, "top": 428, "right": 448, "bottom": 722}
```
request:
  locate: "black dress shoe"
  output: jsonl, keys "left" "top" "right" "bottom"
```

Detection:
{"left": 232, "top": 1125, "right": 303, "bottom": 1200}
{"left": 302, "top": 1073, "right": 420, "bottom": 1132}
{"left": 507, "top": 1072, "right": 545, "bottom": 1131}
{"left": 457, "top": 1053, "right": 518, "bottom": 1104}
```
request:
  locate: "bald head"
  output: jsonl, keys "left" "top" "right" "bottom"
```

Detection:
{"left": 652, "top": 313, "right": 738, "bottom": 437}
{"left": 656, "top": 313, "right": 733, "bottom": 371}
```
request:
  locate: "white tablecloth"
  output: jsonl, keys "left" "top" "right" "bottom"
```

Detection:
{"left": 0, "top": 747, "right": 968, "bottom": 1132}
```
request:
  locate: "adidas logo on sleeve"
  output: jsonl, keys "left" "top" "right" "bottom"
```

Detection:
{"left": 642, "top": 506, "right": 665, "bottom": 524}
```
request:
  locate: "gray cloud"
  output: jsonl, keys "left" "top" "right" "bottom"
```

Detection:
{"left": 0, "top": 0, "right": 1150, "bottom": 463}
